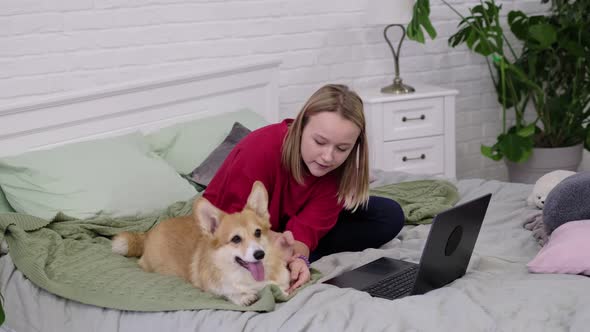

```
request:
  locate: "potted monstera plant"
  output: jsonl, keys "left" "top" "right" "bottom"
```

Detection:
{"left": 407, "top": 0, "right": 590, "bottom": 183}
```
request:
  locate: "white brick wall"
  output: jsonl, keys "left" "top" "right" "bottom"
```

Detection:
{"left": 1, "top": 0, "right": 587, "bottom": 179}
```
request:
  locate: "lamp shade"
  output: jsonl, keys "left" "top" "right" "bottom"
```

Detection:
{"left": 367, "top": 0, "right": 415, "bottom": 25}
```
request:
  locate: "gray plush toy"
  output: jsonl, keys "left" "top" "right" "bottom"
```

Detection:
{"left": 543, "top": 171, "right": 590, "bottom": 235}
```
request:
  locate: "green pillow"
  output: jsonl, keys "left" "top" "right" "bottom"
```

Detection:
{"left": 0, "top": 188, "right": 15, "bottom": 213}
{"left": 146, "top": 109, "right": 269, "bottom": 175}
{"left": 0, "top": 133, "right": 196, "bottom": 220}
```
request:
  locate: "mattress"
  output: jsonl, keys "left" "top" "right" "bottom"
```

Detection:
{"left": 2, "top": 170, "right": 589, "bottom": 332}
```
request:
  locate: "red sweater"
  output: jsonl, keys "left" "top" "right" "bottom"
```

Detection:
{"left": 203, "top": 119, "right": 343, "bottom": 251}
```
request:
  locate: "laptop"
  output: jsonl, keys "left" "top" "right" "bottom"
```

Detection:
{"left": 323, "top": 193, "right": 492, "bottom": 300}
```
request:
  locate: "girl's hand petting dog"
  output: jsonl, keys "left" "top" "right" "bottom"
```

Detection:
{"left": 287, "top": 255, "right": 311, "bottom": 293}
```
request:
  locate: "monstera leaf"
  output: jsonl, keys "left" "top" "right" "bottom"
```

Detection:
{"left": 482, "top": 125, "right": 536, "bottom": 163}
{"left": 448, "top": 1, "right": 503, "bottom": 57}
{"left": 407, "top": 0, "right": 437, "bottom": 43}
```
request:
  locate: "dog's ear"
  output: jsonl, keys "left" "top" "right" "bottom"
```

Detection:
{"left": 274, "top": 231, "right": 295, "bottom": 261}
{"left": 275, "top": 230, "right": 295, "bottom": 249}
{"left": 246, "top": 181, "right": 270, "bottom": 219}
{"left": 193, "top": 197, "right": 223, "bottom": 234}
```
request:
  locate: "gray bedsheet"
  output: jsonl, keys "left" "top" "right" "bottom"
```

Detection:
{"left": 2, "top": 171, "right": 590, "bottom": 332}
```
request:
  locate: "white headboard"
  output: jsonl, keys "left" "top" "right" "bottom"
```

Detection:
{"left": 0, "top": 60, "right": 281, "bottom": 157}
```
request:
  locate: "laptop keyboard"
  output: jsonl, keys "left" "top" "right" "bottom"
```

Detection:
{"left": 362, "top": 265, "right": 419, "bottom": 300}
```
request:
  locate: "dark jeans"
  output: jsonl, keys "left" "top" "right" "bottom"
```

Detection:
{"left": 310, "top": 196, "right": 405, "bottom": 262}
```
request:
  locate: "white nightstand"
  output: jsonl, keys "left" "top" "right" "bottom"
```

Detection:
{"left": 358, "top": 84, "right": 458, "bottom": 178}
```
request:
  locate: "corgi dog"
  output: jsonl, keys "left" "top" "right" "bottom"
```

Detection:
{"left": 111, "top": 181, "right": 291, "bottom": 306}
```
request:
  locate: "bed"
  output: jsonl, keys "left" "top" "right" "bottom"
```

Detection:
{"left": 1, "top": 60, "right": 589, "bottom": 332}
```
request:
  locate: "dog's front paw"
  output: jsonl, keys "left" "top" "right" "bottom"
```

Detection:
{"left": 228, "top": 292, "right": 259, "bottom": 306}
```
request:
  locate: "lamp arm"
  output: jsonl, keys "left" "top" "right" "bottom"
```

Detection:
{"left": 380, "top": 24, "right": 414, "bottom": 94}
{"left": 383, "top": 24, "right": 406, "bottom": 79}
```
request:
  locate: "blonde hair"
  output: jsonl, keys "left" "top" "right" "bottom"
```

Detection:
{"left": 281, "top": 84, "right": 370, "bottom": 211}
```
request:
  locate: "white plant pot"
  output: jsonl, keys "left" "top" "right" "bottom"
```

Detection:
{"left": 505, "top": 143, "right": 584, "bottom": 184}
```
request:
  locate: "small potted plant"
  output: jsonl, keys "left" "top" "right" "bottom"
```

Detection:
{"left": 407, "top": 0, "right": 590, "bottom": 183}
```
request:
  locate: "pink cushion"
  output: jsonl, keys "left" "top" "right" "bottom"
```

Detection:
{"left": 527, "top": 219, "right": 590, "bottom": 276}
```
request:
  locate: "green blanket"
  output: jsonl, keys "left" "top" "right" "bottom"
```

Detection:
{"left": 370, "top": 179, "right": 459, "bottom": 224}
{"left": 0, "top": 197, "right": 320, "bottom": 312}
{"left": 0, "top": 179, "right": 457, "bottom": 312}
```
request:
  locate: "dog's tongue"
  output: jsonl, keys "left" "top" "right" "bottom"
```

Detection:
{"left": 245, "top": 261, "right": 265, "bottom": 281}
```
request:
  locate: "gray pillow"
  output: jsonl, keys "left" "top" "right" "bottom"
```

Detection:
{"left": 189, "top": 122, "right": 251, "bottom": 187}
{"left": 543, "top": 171, "right": 590, "bottom": 234}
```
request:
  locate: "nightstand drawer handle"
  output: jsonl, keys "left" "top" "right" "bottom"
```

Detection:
{"left": 402, "top": 154, "right": 426, "bottom": 162}
{"left": 402, "top": 114, "right": 426, "bottom": 122}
